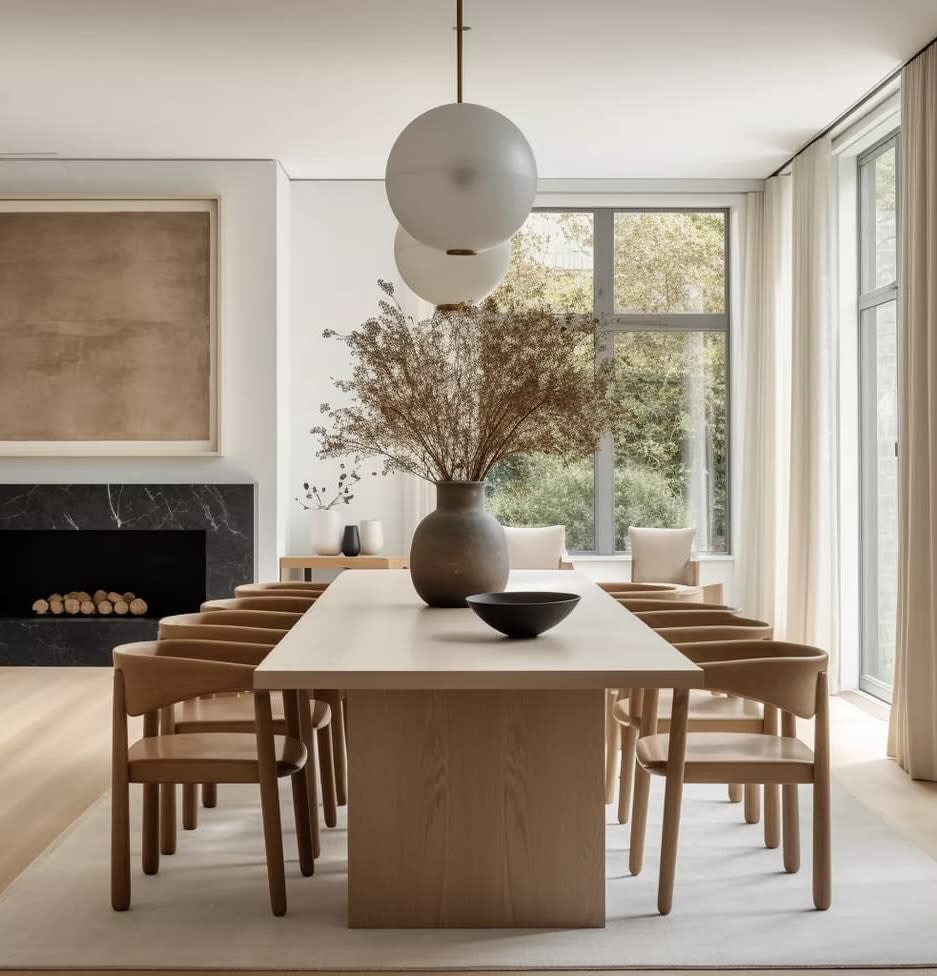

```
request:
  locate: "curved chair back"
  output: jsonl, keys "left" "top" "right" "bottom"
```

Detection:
{"left": 202, "top": 596, "right": 317, "bottom": 614}
{"left": 158, "top": 613, "right": 288, "bottom": 646}
{"left": 113, "top": 640, "right": 266, "bottom": 716}
{"left": 235, "top": 582, "right": 329, "bottom": 598}
{"left": 673, "top": 639, "right": 828, "bottom": 718}
{"left": 636, "top": 609, "right": 762, "bottom": 629}
{"left": 656, "top": 623, "right": 773, "bottom": 644}
{"left": 616, "top": 598, "right": 738, "bottom": 613}
{"left": 163, "top": 609, "right": 303, "bottom": 631}
{"left": 598, "top": 582, "right": 679, "bottom": 594}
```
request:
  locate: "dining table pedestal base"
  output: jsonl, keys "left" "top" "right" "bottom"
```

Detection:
{"left": 346, "top": 688, "right": 606, "bottom": 928}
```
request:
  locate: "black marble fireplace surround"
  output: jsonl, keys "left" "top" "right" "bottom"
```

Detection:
{"left": 0, "top": 484, "right": 254, "bottom": 665}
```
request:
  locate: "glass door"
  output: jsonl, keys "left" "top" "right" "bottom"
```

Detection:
{"left": 858, "top": 135, "right": 898, "bottom": 701}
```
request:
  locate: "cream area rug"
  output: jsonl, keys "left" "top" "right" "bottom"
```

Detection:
{"left": 1, "top": 778, "right": 936, "bottom": 970}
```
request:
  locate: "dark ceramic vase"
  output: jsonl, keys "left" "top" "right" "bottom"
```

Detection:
{"left": 341, "top": 524, "right": 360, "bottom": 556}
{"left": 409, "top": 481, "right": 509, "bottom": 608}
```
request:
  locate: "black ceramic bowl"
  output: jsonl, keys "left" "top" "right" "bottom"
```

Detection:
{"left": 465, "top": 591, "right": 581, "bottom": 639}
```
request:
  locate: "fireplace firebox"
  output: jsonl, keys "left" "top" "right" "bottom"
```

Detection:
{"left": 0, "top": 484, "right": 254, "bottom": 665}
{"left": 0, "top": 529, "right": 206, "bottom": 620}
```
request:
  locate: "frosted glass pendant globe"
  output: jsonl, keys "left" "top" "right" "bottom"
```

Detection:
{"left": 394, "top": 226, "right": 510, "bottom": 306}
{"left": 385, "top": 102, "right": 537, "bottom": 254}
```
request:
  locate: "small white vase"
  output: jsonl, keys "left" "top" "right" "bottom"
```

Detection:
{"left": 311, "top": 509, "right": 343, "bottom": 555}
{"left": 359, "top": 519, "right": 385, "bottom": 555}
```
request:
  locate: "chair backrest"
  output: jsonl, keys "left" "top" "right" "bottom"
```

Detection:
{"left": 629, "top": 526, "right": 696, "bottom": 584}
{"left": 235, "top": 582, "right": 329, "bottom": 597}
{"left": 673, "top": 639, "right": 828, "bottom": 718}
{"left": 162, "top": 609, "right": 303, "bottom": 630}
{"left": 158, "top": 613, "right": 288, "bottom": 646}
{"left": 636, "top": 609, "right": 763, "bottom": 629}
{"left": 616, "top": 598, "right": 737, "bottom": 613}
{"left": 202, "top": 596, "right": 317, "bottom": 614}
{"left": 656, "top": 623, "right": 773, "bottom": 644}
{"left": 113, "top": 640, "right": 266, "bottom": 716}
{"left": 504, "top": 525, "right": 567, "bottom": 569}
{"left": 597, "top": 582, "right": 678, "bottom": 594}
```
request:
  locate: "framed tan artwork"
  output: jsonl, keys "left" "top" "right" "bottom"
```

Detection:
{"left": 0, "top": 197, "right": 218, "bottom": 455}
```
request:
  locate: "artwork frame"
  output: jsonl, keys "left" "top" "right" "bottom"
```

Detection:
{"left": 0, "top": 196, "right": 220, "bottom": 457}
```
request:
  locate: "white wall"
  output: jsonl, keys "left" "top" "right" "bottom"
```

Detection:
{"left": 0, "top": 159, "right": 286, "bottom": 581}
{"left": 287, "top": 181, "right": 408, "bottom": 556}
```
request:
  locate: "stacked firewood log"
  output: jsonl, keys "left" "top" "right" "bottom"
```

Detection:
{"left": 32, "top": 590, "right": 148, "bottom": 616}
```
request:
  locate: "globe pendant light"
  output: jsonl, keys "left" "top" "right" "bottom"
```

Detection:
{"left": 385, "top": 0, "right": 537, "bottom": 255}
{"left": 394, "top": 226, "right": 510, "bottom": 307}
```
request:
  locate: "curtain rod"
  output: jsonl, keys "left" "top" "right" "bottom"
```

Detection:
{"left": 768, "top": 32, "right": 937, "bottom": 179}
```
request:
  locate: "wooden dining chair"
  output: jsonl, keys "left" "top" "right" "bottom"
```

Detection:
{"left": 228, "top": 585, "right": 348, "bottom": 811}
{"left": 613, "top": 619, "right": 774, "bottom": 826}
{"left": 235, "top": 582, "right": 330, "bottom": 598}
{"left": 635, "top": 609, "right": 767, "bottom": 630}
{"left": 598, "top": 582, "right": 682, "bottom": 595}
{"left": 603, "top": 598, "right": 741, "bottom": 802}
{"left": 156, "top": 615, "right": 337, "bottom": 845}
{"left": 628, "top": 639, "right": 830, "bottom": 915}
{"left": 111, "top": 640, "right": 313, "bottom": 916}
{"left": 202, "top": 596, "right": 318, "bottom": 614}
{"left": 615, "top": 598, "right": 738, "bottom": 613}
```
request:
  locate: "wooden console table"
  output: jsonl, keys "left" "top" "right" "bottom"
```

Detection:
{"left": 279, "top": 554, "right": 409, "bottom": 581}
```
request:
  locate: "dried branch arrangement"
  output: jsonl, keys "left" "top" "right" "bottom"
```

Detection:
{"left": 312, "top": 281, "right": 624, "bottom": 483}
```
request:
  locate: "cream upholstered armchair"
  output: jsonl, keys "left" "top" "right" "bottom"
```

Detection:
{"left": 503, "top": 525, "right": 571, "bottom": 570}
{"left": 628, "top": 526, "right": 698, "bottom": 584}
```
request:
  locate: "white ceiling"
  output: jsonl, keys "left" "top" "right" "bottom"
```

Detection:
{"left": 2, "top": 0, "right": 935, "bottom": 180}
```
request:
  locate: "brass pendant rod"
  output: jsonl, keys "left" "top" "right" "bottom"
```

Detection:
{"left": 456, "top": 0, "right": 464, "bottom": 103}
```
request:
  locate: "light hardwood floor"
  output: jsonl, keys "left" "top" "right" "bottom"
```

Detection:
{"left": 1, "top": 667, "right": 935, "bottom": 976}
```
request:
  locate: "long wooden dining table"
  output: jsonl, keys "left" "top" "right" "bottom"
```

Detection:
{"left": 254, "top": 569, "right": 703, "bottom": 928}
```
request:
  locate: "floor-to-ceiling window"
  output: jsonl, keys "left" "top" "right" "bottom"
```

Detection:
{"left": 486, "top": 208, "right": 729, "bottom": 555}
{"left": 858, "top": 134, "right": 898, "bottom": 701}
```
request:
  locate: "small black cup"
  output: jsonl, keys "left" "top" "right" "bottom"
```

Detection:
{"left": 341, "top": 524, "right": 360, "bottom": 556}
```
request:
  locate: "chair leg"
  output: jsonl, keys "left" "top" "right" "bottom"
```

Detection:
{"left": 111, "top": 780, "right": 131, "bottom": 910}
{"left": 658, "top": 688, "right": 690, "bottom": 916}
{"left": 159, "top": 784, "right": 177, "bottom": 855}
{"left": 183, "top": 783, "right": 198, "bottom": 830}
{"left": 617, "top": 720, "right": 637, "bottom": 824}
{"left": 743, "top": 784, "right": 761, "bottom": 824}
{"left": 285, "top": 692, "right": 314, "bottom": 878}
{"left": 605, "top": 690, "right": 621, "bottom": 804}
{"left": 301, "top": 699, "right": 321, "bottom": 859}
{"left": 158, "top": 706, "right": 176, "bottom": 855}
{"left": 628, "top": 688, "right": 656, "bottom": 877}
{"left": 763, "top": 705, "right": 780, "bottom": 848}
{"left": 813, "top": 673, "right": 832, "bottom": 910}
{"left": 728, "top": 783, "right": 743, "bottom": 803}
{"left": 142, "top": 783, "right": 159, "bottom": 876}
{"left": 202, "top": 783, "right": 218, "bottom": 808}
{"left": 316, "top": 721, "right": 338, "bottom": 828}
{"left": 332, "top": 691, "right": 348, "bottom": 807}
{"left": 781, "top": 711, "right": 800, "bottom": 873}
{"left": 255, "top": 692, "right": 287, "bottom": 917}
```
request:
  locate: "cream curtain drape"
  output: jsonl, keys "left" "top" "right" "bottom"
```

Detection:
{"left": 888, "top": 43, "right": 937, "bottom": 781}
{"left": 785, "top": 137, "right": 841, "bottom": 689}
{"left": 736, "top": 179, "right": 792, "bottom": 630}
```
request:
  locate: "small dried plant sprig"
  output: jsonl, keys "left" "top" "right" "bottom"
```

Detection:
{"left": 296, "top": 457, "right": 375, "bottom": 511}
{"left": 311, "top": 281, "right": 624, "bottom": 484}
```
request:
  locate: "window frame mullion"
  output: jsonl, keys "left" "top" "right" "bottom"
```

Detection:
{"left": 592, "top": 209, "right": 616, "bottom": 555}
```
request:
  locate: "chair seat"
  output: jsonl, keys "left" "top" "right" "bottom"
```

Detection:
{"left": 636, "top": 732, "right": 816, "bottom": 784}
{"left": 174, "top": 693, "right": 331, "bottom": 735}
{"left": 614, "top": 689, "right": 763, "bottom": 731}
{"left": 128, "top": 732, "right": 307, "bottom": 784}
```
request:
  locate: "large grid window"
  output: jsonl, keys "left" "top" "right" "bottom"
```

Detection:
{"left": 487, "top": 208, "right": 730, "bottom": 554}
{"left": 858, "top": 135, "right": 898, "bottom": 702}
